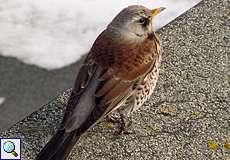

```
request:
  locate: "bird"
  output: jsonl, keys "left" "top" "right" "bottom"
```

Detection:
{"left": 36, "top": 5, "right": 165, "bottom": 160}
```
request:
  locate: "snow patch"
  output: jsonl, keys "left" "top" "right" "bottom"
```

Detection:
{"left": 0, "top": 0, "right": 201, "bottom": 69}
{"left": 0, "top": 97, "right": 5, "bottom": 105}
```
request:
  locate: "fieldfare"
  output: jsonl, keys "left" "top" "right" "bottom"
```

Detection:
{"left": 37, "top": 5, "right": 165, "bottom": 160}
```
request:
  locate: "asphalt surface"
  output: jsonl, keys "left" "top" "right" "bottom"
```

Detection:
{"left": 1, "top": 0, "right": 229, "bottom": 159}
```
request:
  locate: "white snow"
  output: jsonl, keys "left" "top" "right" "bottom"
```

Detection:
{"left": 0, "top": 97, "right": 5, "bottom": 105}
{"left": 0, "top": 0, "right": 201, "bottom": 70}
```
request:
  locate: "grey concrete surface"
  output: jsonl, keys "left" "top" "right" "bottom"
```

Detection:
{"left": 1, "top": 0, "right": 230, "bottom": 159}
{"left": 0, "top": 56, "right": 83, "bottom": 130}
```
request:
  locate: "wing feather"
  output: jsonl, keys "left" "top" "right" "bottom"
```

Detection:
{"left": 61, "top": 31, "right": 157, "bottom": 133}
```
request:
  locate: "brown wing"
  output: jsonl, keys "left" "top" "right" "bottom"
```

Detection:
{"left": 61, "top": 61, "right": 97, "bottom": 125}
{"left": 61, "top": 31, "right": 158, "bottom": 133}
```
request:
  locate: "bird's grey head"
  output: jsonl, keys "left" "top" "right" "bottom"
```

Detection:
{"left": 107, "top": 5, "right": 165, "bottom": 41}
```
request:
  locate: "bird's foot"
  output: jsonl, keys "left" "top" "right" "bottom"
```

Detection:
{"left": 105, "top": 114, "right": 133, "bottom": 135}
{"left": 106, "top": 115, "right": 123, "bottom": 124}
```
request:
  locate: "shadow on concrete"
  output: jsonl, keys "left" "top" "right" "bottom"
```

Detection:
{"left": 0, "top": 55, "right": 84, "bottom": 130}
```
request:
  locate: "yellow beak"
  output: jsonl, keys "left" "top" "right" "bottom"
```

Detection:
{"left": 151, "top": 7, "right": 166, "bottom": 17}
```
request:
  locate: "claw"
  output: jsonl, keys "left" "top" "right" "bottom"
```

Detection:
{"left": 106, "top": 115, "right": 122, "bottom": 124}
{"left": 105, "top": 114, "right": 134, "bottom": 135}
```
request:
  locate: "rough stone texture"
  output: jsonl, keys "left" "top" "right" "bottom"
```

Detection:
{"left": 1, "top": 0, "right": 229, "bottom": 159}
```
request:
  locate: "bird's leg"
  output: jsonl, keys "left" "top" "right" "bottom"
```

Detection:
{"left": 116, "top": 114, "right": 134, "bottom": 135}
{"left": 116, "top": 114, "right": 126, "bottom": 134}
{"left": 105, "top": 115, "right": 123, "bottom": 124}
{"left": 105, "top": 114, "right": 133, "bottom": 134}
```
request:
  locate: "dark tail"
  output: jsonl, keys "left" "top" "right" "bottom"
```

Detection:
{"left": 36, "top": 129, "right": 81, "bottom": 160}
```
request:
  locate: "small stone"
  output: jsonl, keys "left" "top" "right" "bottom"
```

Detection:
{"left": 208, "top": 141, "right": 219, "bottom": 150}
{"left": 106, "top": 122, "right": 116, "bottom": 129}
{"left": 143, "top": 124, "right": 161, "bottom": 132}
{"left": 224, "top": 143, "right": 230, "bottom": 151}
{"left": 156, "top": 105, "right": 177, "bottom": 116}
{"left": 200, "top": 85, "right": 209, "bottom": 92}
{"left": 191, "top": 111, "right": 202, "bottom": 119}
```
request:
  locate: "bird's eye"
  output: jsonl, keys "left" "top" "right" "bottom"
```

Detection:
{"left": 138, "top": 17, "right": 146, "bottom": 24}
{"left": 138, "top": 17, "right": 149, "bottom": 26}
